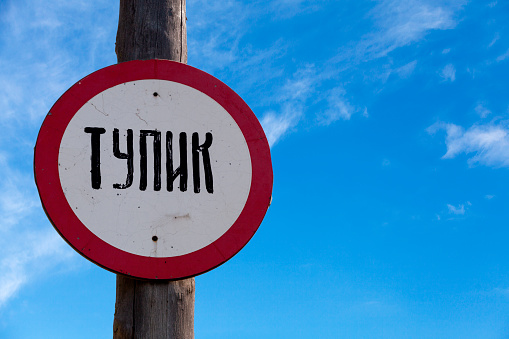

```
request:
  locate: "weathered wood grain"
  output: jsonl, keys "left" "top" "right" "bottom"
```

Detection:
{"left": 116, "top": 0, "right": 187, "bottom": 63}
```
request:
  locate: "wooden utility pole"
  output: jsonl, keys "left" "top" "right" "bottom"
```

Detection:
{"left": 113, "top": 1, "right": 194, "bottom": 338}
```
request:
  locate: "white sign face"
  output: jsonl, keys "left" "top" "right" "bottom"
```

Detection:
{"left": 59, "top": 79, "right": 252, "bottom": 257}
{"left": 35, "top": 60, "right": 272, "bottom": 279}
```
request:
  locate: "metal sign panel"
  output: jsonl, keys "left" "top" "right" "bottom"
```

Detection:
{"left": 34, "top": 60, "right": 272, "bottom": 280}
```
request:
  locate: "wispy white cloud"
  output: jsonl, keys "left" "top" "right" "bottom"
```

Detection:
{"left": 261, "top": 110, "right": 301, "bottom": 147}
{"left": 261, "top": 0, "right": 463, "bottom": 145}
{"left": 440, "top": 64, "right": 456, "bottom": 82}
{"left": 395, "top": 60, "right": 418, "bottom": 78}
{"left": 261, "top": 65, "right": 317, "bottom": 145}
{"left": 0, "top": 156, "right": 37, "bottom": 232}
{"left": 0, "top": 269, "right": 24, "bottom": 308}
{"left": 475, "top": 103, "right": 491, "bottom": 118}
{"left": 0, "top": 229, "right": 72, "bottom": 308}
{"left": 0, "top": 0, "right": 117, "bottom": 125}
{"left": 488, "top": 33, "right": 500, "bottom": 48}
{"left": 447, "top": 203, "right": 465, "bottom": 215}
{"left": 339, "top": 0, "right": 460, "bottom": 63}
{"left": 189, "top": 0, "right": 464, "bottom": 147}
{"left": 428, "top": 121, "right": 509, "bottom": 167}
{"left": 261, "top": 71, "right": 367, "bottom": 143}
{"left": 280, "top": 66, "right": 318, "bottom": 102}
{"left": 0, "top": 0, "right": 115, "bottom": 308}
{"left": 317, "top": 87, "right": 358, "bottom": 125}
{"left": 269, "top": 0, "right": 323, "bottom": 19}
{"left": 0, "top": 152, "right": 74, "bottom": 308}
{"left": 496, "top": 48, "right": 509, "bottom": 62}
{"left": 188, "top": 0, "right": 249, "bottom": 72}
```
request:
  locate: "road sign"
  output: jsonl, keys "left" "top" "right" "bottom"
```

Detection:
{"left": 34, "top": 60, "right": 272, "bottom": 280}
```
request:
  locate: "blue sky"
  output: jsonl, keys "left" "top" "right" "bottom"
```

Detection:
{"left": 1, "top": 0, "right": 509, "bottom": 338}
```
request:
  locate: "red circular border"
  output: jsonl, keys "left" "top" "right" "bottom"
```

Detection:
{"left": 34, "top": 60, "right": 273, "bottom": 280}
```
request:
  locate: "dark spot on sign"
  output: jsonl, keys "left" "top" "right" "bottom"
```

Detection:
{"left": 152, "top": 236, "right": 158, "bottom": 241}
{"left": 173, "top": 213, "right": 190, "bottom": 220}
{"left": 153, "top": 92, "right": 158, "bottom": 97}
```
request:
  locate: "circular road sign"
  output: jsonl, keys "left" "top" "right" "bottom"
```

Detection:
{"left": 34, "top": 60, "right": 273, "bottom": 280}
